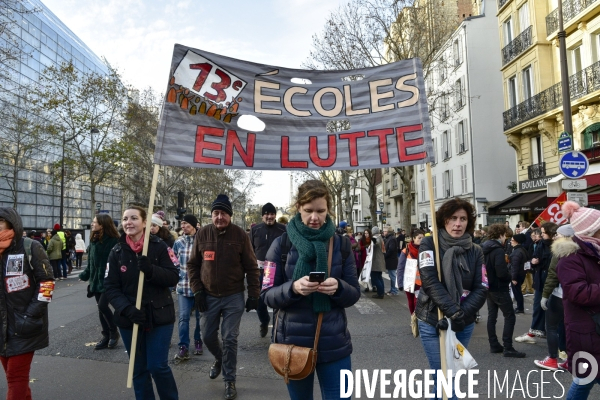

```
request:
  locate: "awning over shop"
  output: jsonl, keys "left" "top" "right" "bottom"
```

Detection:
{"left": 489, "top": 191, "right": 548, "bottom": 215}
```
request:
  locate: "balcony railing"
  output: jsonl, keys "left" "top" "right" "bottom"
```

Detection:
{"left": 498, "top": 0, "right": 510, "bottom": 9}
{"left": 528, "top": 162, "right": 546, "bottom": 179}
{"left": 546, "top": 0, "right": 598, "bottom": 35}
{"left": 501, "top": 26, "right": 533, "bottom": 65}
{"left": 503, "top": 61, "right": 600, "bottom": 130}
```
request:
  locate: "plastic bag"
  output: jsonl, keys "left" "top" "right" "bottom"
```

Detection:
{"left": 444, "top": 318, "right": 478, "bottom": 372}
{"left": 411, "top": 312, "right": 419, "bottom": 338}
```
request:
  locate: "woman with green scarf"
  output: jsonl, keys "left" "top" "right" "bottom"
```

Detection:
{"left": 415, "top": 198, "right": 487, "bottom": 400}
{"left": 262, "top": 179, "right": 361, "bottom": 400}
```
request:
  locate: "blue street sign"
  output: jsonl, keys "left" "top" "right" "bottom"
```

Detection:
{"left": 559, "top": 151, "right": 589, "bottom": 179}
{"left": 558, "top": 132, "right": 572, "bottom": 152}
{"left": 376, "top": 210, "right": 382, "bottom": 215}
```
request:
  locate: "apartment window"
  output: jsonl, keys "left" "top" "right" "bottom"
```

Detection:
{"left": 353, "top": 194, "right": 360, "bottom": 204}
{"left": 522, "top": 66, "right": 534, "bottom": 100}
{"left": 439, "top": 55, "right": 447, "bottom": 82}
{"left": 453, "top": 37, "right": 463, "bottom": 67}
{"left": 392, "top": 173, "right": 398, "bottom": 189}
{"left": 420, "top": 179, "right": 426, "bottom": 202}
{"left": 570, "top": 45, "right": 583, "bottom": 73}
{"left": 508, "top": 76, "right": 518, "bottom": 108}
{"left": 432, "top": 175, "right": 437, "bottom": 199}
{"left": 432, "top": 138, "right": 438, "bottom": 165}
{"left": 503, "top": 17, "right": 513, "bottom": 46}
{"left": 442, "top": 130, "right": 452, "bottom": 160}
{"left": 440, "top": 94, "right": 450, "bottom": 121}
{"left": 531, "top": 136, "right": 543, "bottom": 164}
{"left": 460, "top": 164, "right": 468, "bottom": 194}
{"left": 456, "top": 121, "right": 468, "bottom": 153}
{"left": 443, "top": 170, "right": 454, "bottom": 198}
{"left": 454, "top": 78, "right": 465, "bottom": 109}
{"left": 518, "top": 2, "right": 530, "bottom": 33}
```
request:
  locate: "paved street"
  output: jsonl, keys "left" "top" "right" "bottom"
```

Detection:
{"left": 1, "top": 271, "right": 597, "bottom": 399}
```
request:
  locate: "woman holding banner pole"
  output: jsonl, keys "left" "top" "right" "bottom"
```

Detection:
{"left": 415, "top": 198, "right": 487, "bottom": 399}
{"left": 104, "top": 206, "right": 179, "bottom": 400}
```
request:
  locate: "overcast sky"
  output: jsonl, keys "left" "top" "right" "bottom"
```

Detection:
{"left": 42, "top": 0, "right": 343, "bottom": 208}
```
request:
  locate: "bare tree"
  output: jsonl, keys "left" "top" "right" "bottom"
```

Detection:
{"left": 0, "top": 0, "right": 39, "bottom": 81}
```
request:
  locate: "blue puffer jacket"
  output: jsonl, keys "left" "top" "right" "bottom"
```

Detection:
{"left": 262, "top": 234, "right": 361, "bottom": 364}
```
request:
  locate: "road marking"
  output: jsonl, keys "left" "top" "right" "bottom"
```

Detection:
{"left": 354, "top": 296, "right": 385, "bottom": 314}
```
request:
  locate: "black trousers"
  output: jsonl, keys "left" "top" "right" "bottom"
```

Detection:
{"left": 94, "top": 292, "right": 117, "bottom": 335}
{"left": 511, "top": 275, "right": 525, "bottom": 311}
{"left": 487, "top": 291, "right": 516, "bottom": 348}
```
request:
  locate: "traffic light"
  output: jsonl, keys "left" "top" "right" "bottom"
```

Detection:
{"left": 175, "top": 192, "right": 186, "bottom": 223}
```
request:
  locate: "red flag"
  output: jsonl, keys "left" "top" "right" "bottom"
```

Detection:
{"left": 533, "top": 192, "right": 568, "bottom": 227}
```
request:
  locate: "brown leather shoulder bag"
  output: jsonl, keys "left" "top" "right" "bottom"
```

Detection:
{"left": 268, "top": 237, "right": 333, "bottom": 384}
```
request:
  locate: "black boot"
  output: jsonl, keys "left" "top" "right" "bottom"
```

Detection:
{"left": 224, "top": 381, "right": 237, "bottom": 400}
{"left": 108, "top": 330, "right": 120, "bottom": 349}
{"left": 209, "top": 359, "right": 222, "bottom": 379}
{"left": 95, "top": 333, "right": 109, "bottom": 350}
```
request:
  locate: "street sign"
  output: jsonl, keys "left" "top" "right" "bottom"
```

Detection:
{"left": 559, "top": 151, "right": 589, "bottom": 179}
{"left": 567, "top": 192, "right": 588, "bottom": 206}
{"left": 95, "top": 202, "right": 101, "bottom": 210}
{"left": 557, "top": 132, "right": 572, "bottom": 152}
{"left": 376, "top": 210, "right": 382, "bottom": 215}
{"left": 561, "top": 179, "right": 588, "bottom": 190}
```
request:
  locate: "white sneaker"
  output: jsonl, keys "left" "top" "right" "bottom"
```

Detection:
{"left": 559, "top": 351, "right": 568, "bottom": 360}
{"left": 515, "top": 333, "right": 536, "bottom": 344}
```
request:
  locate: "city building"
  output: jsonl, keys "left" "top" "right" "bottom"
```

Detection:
{"left": 0, "top": 0, "right": 122, "bottom": 230}
{"left": 381, "top": 167, "right": 416, "bottom": 230}
{"left": 415, "top": 0, "right": 516, "bottom": 229}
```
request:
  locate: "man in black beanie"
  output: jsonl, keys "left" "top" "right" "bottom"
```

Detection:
{"left": 250, "top": 202, "right": 286, "bottom": 337}
{"left": 187, "top": 194, "right": 259, "bottom": 400}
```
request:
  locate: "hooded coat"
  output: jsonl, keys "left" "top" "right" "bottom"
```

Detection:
{"left": 556, "top": 236, "right": 600, "bottom": 379}
{"left": 482, "top": 240, "right": 510, "bottom": 292}
{"left": 0, "top": 208, "right": 54, "bottom": 357}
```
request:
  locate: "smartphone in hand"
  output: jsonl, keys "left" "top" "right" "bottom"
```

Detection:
{"left": 309, "top": 271, "right": 326, "bottom": 283}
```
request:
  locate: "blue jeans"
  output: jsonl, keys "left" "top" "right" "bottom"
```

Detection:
{"left": 257, "top": 269, "right": 271, "bottom": 326}
{"left": 120, "top": 324, "right": 178, "bottom": 400}
{"left": 370, "top": 271, "right": 384, "bottom": 296}
{"left": 202, "top": 292, "right": 244, "bottom": 382}
{"left": 287, "top": 355, "right": 351, "bottom": 400}
{"left": 418, "top": 320, "right": 475, "bottom": 400}
{"left": 530, "top": 287, "right": 546, "bottom": 333}
{"left": 567, "top": 377, "right": 600, "bottom": 399}
{"left": 388, "top": 269, "right": 399, "bottom": 293}
{"left": 177, "top": 294, "right": 201, "bottom": 348}
{"left": 60, "top": 257, "right": 68, "bottom": 278}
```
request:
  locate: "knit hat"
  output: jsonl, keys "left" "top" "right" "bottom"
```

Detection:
{"left": 557, "top": 224, "right": 575, "bottom": 237}
{"left": 372, "top": 226, "right": 380, "bottom": 235}
{"left": 562, "top": 201, "right": 600, "bottom": 237}
{"left": 151, "top": 214, "right": 163, "bottom": 227}
{"left": 339, "top": 220, "right": 347, "bottom": 229}
{"left": 155, "top": 210, "right": 166, "bottom": 220}
{"left": 212, "top": 194, "right": 233, "bottom": 216}
{"left": 262, "top": 202, "right": 276, "bottom": 215}
{"left": 54, "top": 223, "right": 61, "bottom": 230}
{"left": 182, "top": 214, "right": 198, "bottom": 227}
{"left": 512, "top": 233, "right": 526, "bottom": 244}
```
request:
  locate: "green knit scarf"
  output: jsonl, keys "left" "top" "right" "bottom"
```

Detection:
{"left": 288, "top": 213, "right": 335, "bottom": 313}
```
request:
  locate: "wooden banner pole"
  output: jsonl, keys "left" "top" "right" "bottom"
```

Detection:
{"left": 127, "top": 163, "right": 160, "bottom": 388}
{"left": 426, "top": 162, "right": 448, "bottom": 400}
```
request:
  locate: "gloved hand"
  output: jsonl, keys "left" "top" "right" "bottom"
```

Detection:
{"left": 194, "top": 290, "right": 208, "bottom": 312}
{"left": 435, "top": 318, "right": 449, "bottom": 335}
{"left": 541, "top": 297, "right": 548, "bottom": 311}
{"left": 137, "top": 255, "right": 153, "bottom": 278}
{"left": 124, "top": 306, "right": 146, "bottom": 325}
{"left": 245, "top": 297, "right": 259, "bottom": 312}
{"left": 450, "top": 310, "right": 466, "bottom": 332}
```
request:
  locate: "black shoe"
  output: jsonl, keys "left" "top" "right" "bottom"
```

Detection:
{"left": 371, "top": 294, "right": 384, "bottom": 299}
{"left": 514, "top": 308, "right": 524, "bottom": 314}
{"left": 490, "top": 344, "right": 504, "bottom": 354}
{"left": 224, "top": 381, "right": 237, "bottom": 400}
{"left": 504, "top": 347, "right": 526, "bottom": 358}
{"left": 108, "top": 330, "right": 120, "bottom": 349}
{"left": 260, "top": 324, "right": 268, "bottom": 338}
{"left": 209, "top": 359, "right": 222, "bottom": 379}
{"left": 95, "top": 335, "right": 109, "bottom": 350}
{"left": 364, "top": 287, "right": 370, "bottom": 293}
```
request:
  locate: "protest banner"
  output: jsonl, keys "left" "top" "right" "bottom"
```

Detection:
{"left": 533, "top": 192, "right": 568, "bottom": 227}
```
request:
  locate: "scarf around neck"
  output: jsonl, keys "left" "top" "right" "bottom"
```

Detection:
{"left": 438, "top": 229, "right": 473, "bottom": 306}
{"left": 407, "top": 241, "right": 419, "bottom": 259}
{"left": 577, "top": 234, "right": 600, "bottom": 256}
{"left": 126, "top": 232, "right": 145, "bottom": 254}
{"left": 0, "top": 229, "right": 15, "bottom": 255}
{"left": 287, "top": 213, "right": 335, "bottom": 313}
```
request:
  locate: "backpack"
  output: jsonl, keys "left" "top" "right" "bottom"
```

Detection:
{"left": 23, "top": 237, "right": 33, "bottom": 264}
{"left": 278, "top": 232, "right": 352, "bottom": 268}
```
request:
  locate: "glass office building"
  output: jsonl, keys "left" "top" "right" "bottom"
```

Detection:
{"left": 0, "top": 0, "right": 122, "bottom": 230}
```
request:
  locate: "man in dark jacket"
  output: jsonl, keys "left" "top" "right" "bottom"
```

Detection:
{"left": 188, "top": 194, "right": 260, "bottom": 400}
{"left": 482, "top": 224, "right": 525, "bottom": 358}
{"left": 383, "top": 226, "right": 399, "bottom": 295}
{"left": 250, "top": 202, "right": 286, "bottom": 337}
{"left": 509, "top": 233, "right": 528, "bottom": 314}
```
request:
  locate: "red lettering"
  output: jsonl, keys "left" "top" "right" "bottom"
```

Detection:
{"left": 367, "top": 128, "right": 394, "bottom": 164}
{"left": 309, "top": 135, "right": 337, "bottom": 167}
{"left": 205, "top": 68, "right": 231, "bottom": 103}
{"left": 194, "top": 126, "right": 223, "bottom": 165}
{"left": 396, "top": 124, "right": 426, "bottom": 162}
{"left": 225, "top": 130, "right": 256, "bottom": 167}
{"left": 339, "top": 131, "right": 366, "bottom": 167}
{"left": 190, "top": 62, "right": 212, "bottom": 92}
{"left": 281, "top": 137, "right": 308, "bottom": 168}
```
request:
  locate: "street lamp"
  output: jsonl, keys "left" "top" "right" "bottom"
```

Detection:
{"left": 557, "top": 0, "right": 572, "bottom": 135}
{"left": 379, "top": 201, "right": 385, "bottom": 229}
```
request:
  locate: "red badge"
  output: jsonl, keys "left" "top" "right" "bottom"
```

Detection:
{"left": 204, "top": 251, "right": 215, "bottom": 261}
{"left": 121, "top": 265, "right": 127, "bottom": 272}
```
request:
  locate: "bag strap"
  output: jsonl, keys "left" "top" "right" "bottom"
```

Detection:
{"left": 313, "top": 237, "right": 333, "bottom": 351}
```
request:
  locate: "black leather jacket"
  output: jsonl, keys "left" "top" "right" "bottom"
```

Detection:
{"left": 415, "top": 236, "right": 487, "bottom": 327}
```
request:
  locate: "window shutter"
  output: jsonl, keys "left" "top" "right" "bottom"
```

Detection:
{"left": 448, "top": 131, "right": 452, "bottom": 158}
{"left": 455, "top": 126, "right": 459, "bottom": 155}
{"left": 450, "top": 170, "right": 454, "bottom": 197}
{"left": 463, "top": 120, "right": 469, "bottom": 151}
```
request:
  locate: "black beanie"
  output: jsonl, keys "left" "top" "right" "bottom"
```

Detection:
{"left": 513, "top": 233, "right": 526, "bottom": 244}
{"left": 182, "top": 214, "right": 198, "bottom": 227}
{"left": 262, "top": 202, "right": 276, "bottom": 215}
{"left": 212, "top": 194, "right": 233, "bottom": 216}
